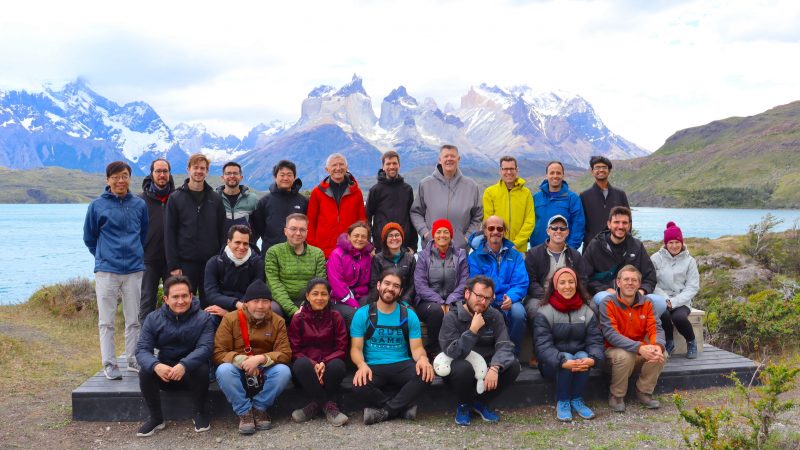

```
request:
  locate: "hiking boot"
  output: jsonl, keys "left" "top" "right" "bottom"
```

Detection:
{"left": 291, "top": 401, "right": 319, "bottom": 423}
{"left": 556, "top": 400, "right": 572, "bottom": 422}
{"left": 686, "top": 340, "right": 698, "bottom": 359}
{"left": 608, "top": 395, "right": 626, "bottom": 413}
{"left": 103, "top": 363, "right": 122, "bottom": 380}
{"left": 401, "top": 404, "right": 418, "bottom": 421}
{"left": 665, "top": 340, "right": 675, "bottom": 356}
{"left": 472, "top": 401, "right": 499, "bottom": 423}
{"left": 636, "top": 390, "right": 661, "bottom": 409}
{"left": 253, "top": 408, "right": 272, "bottom": 430}
{"left": 454, "top": 403, "right": 471, "bottom": 426}
{"left": 126, "top": 360, "right": 140, "bottom": 373}
{"left": 238, "top": 410, "right": 256, "bottom": 435}
{"left": 363, "top": 407, "right": 389, "bottom": 425}
{"left": 323, "top": 401, "right": 348, "bottom": 427}
{"left": 136, "top": 417, "right": 165, "bottom": 437}
{"left": 193, "top": 412, "right": 210, "bottom": 432}
{"left": 570, "top": 397, "right": 595, "bottom": 420}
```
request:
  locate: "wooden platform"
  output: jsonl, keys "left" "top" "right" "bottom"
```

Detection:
{"left": 72, "top": 344, "right": 758, "bottom": 422}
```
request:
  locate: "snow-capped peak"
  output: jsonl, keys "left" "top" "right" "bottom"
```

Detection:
{"left": 335, "top": 74, "right": 368, "bottom": 97}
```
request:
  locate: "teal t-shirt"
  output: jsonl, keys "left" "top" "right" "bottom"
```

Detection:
{"left": 350, "top": 304, "right": 422, "bottom": 366}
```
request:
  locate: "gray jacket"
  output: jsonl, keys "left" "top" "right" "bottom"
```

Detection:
{"left": 439, "top": 301, "right": 516, "bottom": 370}
{"left": 650, "top": 247, "right": 700, "bottom": 309}
{"left": 410, "top": 164, "right": 482, "bottom": 250}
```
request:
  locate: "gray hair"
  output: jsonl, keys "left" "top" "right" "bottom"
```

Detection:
{"left": 325, "top": 153, "right": 348, "bottom": 167}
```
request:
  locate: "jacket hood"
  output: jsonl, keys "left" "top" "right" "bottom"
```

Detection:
{"left": 433, "top": 163, "right": 463, "bottom": 183}
{"left": 161, "top": 297, "right": 202, "bottom": 322}
{"left": 335, "top": 231, "right": 374, "bottom": 256}
{"left": 215, "top": 184, "right": 251, "bottom": 195}
{"left": 269, "top": 177, "right": 303, "bottom": 195}
{"left": 538, "top": 178, "right": 571, "bottom": 195}
{"left": 141, "top": 174, "right": 175, "bottom": 194}
{"left": 376, "top": 168, "right": 405, "bottom": 184}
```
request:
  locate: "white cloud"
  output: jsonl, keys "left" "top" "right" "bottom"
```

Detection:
{"left": 1, "top": 0, "right": 799, "bottom": 150}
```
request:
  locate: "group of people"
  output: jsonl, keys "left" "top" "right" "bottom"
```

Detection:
{"left": 82, "top": 145, "right": 701, "bottom": 436}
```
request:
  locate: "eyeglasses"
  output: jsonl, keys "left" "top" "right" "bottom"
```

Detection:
{"left": 592, "top": 165, "right": 609, "bottom": 171}
{"left": 286, "top": 227, "right": 307, "bottom": 233}
{"left": 486, "top": 226, "right": 505, "bottom": 233}
{"left": 549, "top": 226, "right": 568, "bottom": 232}
{"left": 153, "top": 169, "right": 169, "bottom": 174}
{"left": 223, "top": 172, "right": 241, "bottom": 177}
{"left": 387, "top": 232, "right": 402, "bottom": 239}
{"left": 109, "top": 175, "right": 130, "bottom": 182}
{"left": 469, "top": 289, "right": 492, "bottom": 302}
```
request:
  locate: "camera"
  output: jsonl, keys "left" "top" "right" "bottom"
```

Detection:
{"left": 246, "top": 375, "right": 261, "bottom": 390}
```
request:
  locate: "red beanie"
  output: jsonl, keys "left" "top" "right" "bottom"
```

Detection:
{"left": 664, "top": 221, "right": 684, "bottom": 244}
{"left": 381, "top": 222, "right": 404, "bottom": 244}
{"left": 431, "top": 218, "right": 454, "bottom": 237}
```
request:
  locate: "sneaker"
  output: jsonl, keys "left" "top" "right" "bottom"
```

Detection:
{"left": 253, "top": 408, "right": 272, "bottom": 430}
{"left": 556, "top": 400, "right": 572, "bottom": 422}
{"left": 401, "top": 404, "right": 418, "bottom": 421}
{"left": 323, "top": 401, "right": 348, "bottom": 427}
{"left": 570, "top": 397, "right": 595, "bottom": 420}
{"left": 136, "top": 417, "right": 165, "bottom": 437}
{"left": 291, "top": 401, "right": 319, "bottom": 423}
{"left": 471, "top": 402, "right": 500, "bottom": 423}
{"left": 665, "top": 340, "right": 675, "bottom": 356}
{"left": 636, "top": 390, "right": 661, "bottom": 409}
{"left": 103, "top": 363, "right": 122, "bottom": 380}
{"left": 126, "top": 360, "right": 140, "bottom": 373}
{"left": 363, "top": 407, "right": 389, "bottom": 425}
{"left": 608, "top": 394, "right": 626, "bottom": 413}
{"left": 455, "top": 403, "right": 471, "bottom": 426}
{"left": 238, "top": 410, "right": 256, "bottom": 435}
{"left": 193, "top": 412, "right": 210, "bottom": 432}
{"left": 686, "top": 340, "right": 698, "bottom": 359}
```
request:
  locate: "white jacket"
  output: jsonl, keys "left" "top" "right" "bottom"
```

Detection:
{"left": 650, "top": 247, "right": 700, "bottom": 309}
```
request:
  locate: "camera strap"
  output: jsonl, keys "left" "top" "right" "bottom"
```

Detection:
{"left": 237, "top": 310, "right": 254, "bottom": 356}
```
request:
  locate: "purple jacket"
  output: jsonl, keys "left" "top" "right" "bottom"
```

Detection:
{"left": 288, "top": 303, "right": 348, "bottom": 364}
{"left": 326, "top": 233, "right": 373, "bottom": 308}
{"left": 414, "top": 240, "right": 469, "bottom": 306}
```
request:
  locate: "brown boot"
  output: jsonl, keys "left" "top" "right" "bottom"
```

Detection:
{"left": 253, "top": 408, "right": 273, "bottom": 430}
{"left": 323, "top": 401, "right": 349, "bottom": 427}
{"left": 636, "top": 390, "right": 661, "bottom": 409}
{"left": 238, "top": 410, "right": 255, "bottom": 435}
{"left": 608, "top": 394, "right": 626, "bottom": 413}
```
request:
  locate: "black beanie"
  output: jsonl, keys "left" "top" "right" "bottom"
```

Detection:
{"left": 242, "top": 280, "right": 272, "bottom": 302}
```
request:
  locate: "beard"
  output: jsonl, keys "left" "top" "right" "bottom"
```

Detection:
{"left": 377, "top": 288, "right": 399, "bottom": 304}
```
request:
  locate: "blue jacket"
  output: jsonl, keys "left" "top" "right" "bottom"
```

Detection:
{"left": 531, "top": 179, "right": 585, "bottom": 249}
{"left": 135, "top": 299, "right": 215, "bottom": 374}
{"left": 83, "top": 187, "right": 148, "bottom": 274}
{"left": 467, "top": 233, "right": 529, "bottom": 305}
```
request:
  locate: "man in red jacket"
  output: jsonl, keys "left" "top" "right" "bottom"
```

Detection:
{"left": 307, "top": 153, "right": 366, "bottom": 257}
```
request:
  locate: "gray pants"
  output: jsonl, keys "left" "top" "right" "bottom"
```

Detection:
{"left": 95, "top": 271, "right": 143, "bottom": 367}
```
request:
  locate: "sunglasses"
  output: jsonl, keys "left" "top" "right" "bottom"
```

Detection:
{"left": 486, "top": 226, "right": 505, "bottom": 233}
{"left": 549, "top": 226, "right": 568, "bottom": 232}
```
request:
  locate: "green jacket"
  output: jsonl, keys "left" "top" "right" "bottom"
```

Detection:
{"left": 265, "top": 242, "right": 327, "bottom": 316}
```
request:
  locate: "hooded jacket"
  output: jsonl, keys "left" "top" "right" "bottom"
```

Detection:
{"left": 212, "top": 307, "right": 291, "bottom": 365}
{"left": 531, "top": 179, "right": 585, "bottom": 249}
{"left": 524, "top": 242, "right": 589, "bottom": 301}
{"left": 135, "top": 298, "right": 215, "bottom": 374}
{"left": 579, "top": 182, "right": 629, "bottom": 249}
{"left": 466, "top": 233, "right": 529, "bottom": 305}
{"left": 288, "top": 302, "right": 348, "bottom": 364}
{"left": 650, "top": 247, "right": 700, "bottom": 309}
{"left": 307, "top": 173, "right": 366, "bottom": 258}
{"left": 251, "top": 179, "right": 308, "bottom": 254}
{"left": 533, "top": 302, "right": 604, "bottom": 370}
{"left": 83, "top": 187, "right": 148, "bottom": 274}
{"left": 265, "top": 242, "right": 327, "bottom": 316}
{"left": 366, "top": 169, "right": 418, "bottom": 253}
{"left": 482, "top": 177, "right": 535, "bottom": 252}
{"left": 598, "top": 293, "right": 665, "bottom": 353}
{"left": 367, "top": 249, "right": 417, "bottom": 304}
{"left": 164, "top": 179, "right": 226, "bottom": 270}
{"left": 138, "top": 175, "right": 175, "bottom": 264}
{"left": 582, "top": 229, "right": 657, "bottom": 295}
{"left": 410, "top": 164, "right": 482, "bottom": 250}
{"left": 326, "top": 233, "right": 373, "bottom": 307}
{"left": 439, "top": 301, "right": 516, "bottom": 370}
{"left": 413, "top": 239, "right": 469, "bottom": 306}
{"left": 204, "top": 245, "right": 265, "bottom": 312}
{"left": 216, "top": 184, "right": 259, "bottom": 233}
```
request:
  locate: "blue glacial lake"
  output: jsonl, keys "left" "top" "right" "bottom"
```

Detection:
{"left": 1, "top": 204, "right": 799, "bottom": 305}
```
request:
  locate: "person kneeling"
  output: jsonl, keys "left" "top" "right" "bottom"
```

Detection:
{"left": 351, "top": 269, "right": 434, "bottom": 425}
{"left": 135, "top": 275, "right": 216, "bottom": 437}
{"left": 213, "top": 280, "right": 292, "bottom": 434}
{"left": 439, "top": 275, "right": 520, "bottom": 426}
{"left": 533, "top": 268, "right": 604, "bottom": 422}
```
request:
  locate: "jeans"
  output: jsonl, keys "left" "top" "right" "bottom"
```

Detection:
{"left": 444, "top": 358, "right": 520, "bottom": 405}
{"left": 539, "top": 351, "right": 591, "bottom": 402}
{"left": 215, "top": 362, "right": 291, "bottom": 416}
{"left": 492, "top": 302, "right": 526, "bottom": 357}
{"left": 592, "top": 292, "right": 666, "bottom": 317}
{"left": 95, "top": 271, "right": 143, "bottom": 367}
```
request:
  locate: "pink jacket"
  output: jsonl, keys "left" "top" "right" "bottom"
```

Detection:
{"left": 326, "top": 233, "right": 373, "bottom": 308}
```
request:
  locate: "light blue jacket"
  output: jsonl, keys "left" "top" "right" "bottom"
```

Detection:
{"left": 83, "top": 187, "right": 148, "bottom": 274}
{"left": 531, "top": 179, "right": 585, "bottom": 249}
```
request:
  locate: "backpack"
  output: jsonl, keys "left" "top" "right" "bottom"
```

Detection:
{"left": 363, "top": 302, "right": 410, "bottom": 347}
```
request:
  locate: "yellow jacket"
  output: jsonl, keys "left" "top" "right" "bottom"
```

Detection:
{"left": 482, "top": 178, "right": 535, "bottom": 252}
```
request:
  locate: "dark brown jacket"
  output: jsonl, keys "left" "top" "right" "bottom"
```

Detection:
{"left": 213, "top": 307, "right": 291, "bottom": 366}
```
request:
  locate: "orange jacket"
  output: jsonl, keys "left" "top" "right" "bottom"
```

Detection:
{"left": 597, "top": 294, "right": 665, "bottom": 353}
{"left": 307, "top": 173, "right": 366, "bottom": 258}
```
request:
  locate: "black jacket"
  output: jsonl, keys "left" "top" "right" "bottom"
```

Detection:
{"left": 579, "top": 183, "right": 629, "bottom": 249}
{"left": 164, "top": 179, "right": 226, "bottom": 270}
{"left": 204, "top": 246, "right": 265, "bottom": 311}
{"left": 366, "top": 169, "right": 418, "bottom": 252}
{"left": 439, "top": 301, "right": 517, "bottom": 370}
{"left": 138, "top": 175, "right": 175, "bottom": 264}
{"left": 533, "top": 302, "right": 604, "bottom": 371}
{"left": 582, "top": 230, "right": 657, "bottom": 295}
{"left": 367, "top": 249, "right": 417, "bottom": 304}
{"left": 251, "top": 179, "right": 308, "bottom": 254}
{"left": 524, "top": 242, "right": 589, "bottom": 300}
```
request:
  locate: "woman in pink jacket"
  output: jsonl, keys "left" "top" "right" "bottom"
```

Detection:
{"left": 326, "top": 221, "right": 373, "bottom": 330}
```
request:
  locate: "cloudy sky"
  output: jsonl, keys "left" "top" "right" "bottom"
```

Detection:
{"left": 1, "top": 0, "right": 798, "bottom": 151}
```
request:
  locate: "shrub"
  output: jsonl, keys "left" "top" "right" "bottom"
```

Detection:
{"left": 27, "top": 277, "right": 97, "bottom": 318}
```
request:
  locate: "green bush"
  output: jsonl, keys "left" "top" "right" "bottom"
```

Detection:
{"left": 27, "top": 277, "right": 97, "bottom": 318}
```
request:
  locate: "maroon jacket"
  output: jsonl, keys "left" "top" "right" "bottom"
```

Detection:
{"left": 287, "top": 303, "right": 348, "bottom": 364}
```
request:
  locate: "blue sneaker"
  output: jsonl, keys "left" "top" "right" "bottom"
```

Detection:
{"left": 557, "top": 400, "right": 573, "bottom": 422}
{"left": 472, "top": 402, "right": 500, "bottom": 423}
{"left": 570, "top": 397, "right": 595, "bottom": 420}
{"left": 455, "top": 403, "right": 471, "bottom": 426}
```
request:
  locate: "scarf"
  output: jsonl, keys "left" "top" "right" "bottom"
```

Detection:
{"left": 224, "top": 246, "right": 252, "bottom": 267}
{"left": 149, "top": 181, "right": 171, "bottom": 202}
{"left": 548, "top": 290, "right": 583, "bottom": 313}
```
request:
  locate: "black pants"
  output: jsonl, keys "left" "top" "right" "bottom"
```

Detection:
{"left": 444, "top": 358, "right": 520, "bottom": 405}
{"left": 352, "top": 360, "right": 431, "bottom": 417}
{"left": 292, "top": 357, "right": 346, "bottom": 405}
{"left": 415, "top": 301, "right": 444, "bottom": 355}
{"left": 139, "top": 259, "right": 169, "bottom": 323}
{"left": 332, "top": 303, "right": 357, "bottom": 332}
{"left": 180, "top": 260, "right": 208, "bottom": 307}
{"left": 661, "top": 305, "right": 695, "bottom": 341}
{"left": 139, "top": 362, "right": 209, "bottom": 420}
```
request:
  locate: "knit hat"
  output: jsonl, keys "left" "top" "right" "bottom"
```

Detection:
{"left": 381, "top": 222, "right": 405, "bottom": 244}
{"left": 663, "top": 221, "right": 684, "bottom": 244}
{"left": 552, "top": 267, "right": 577, "bottom": 287}
{"left": 242, "top": 280, "right": 272, "bottom": 302}
{"left": 431, "top": 218, "right": 453, "bottom": 237}
{"left": 547, "top": 214, "right": 569, "bottom": 228}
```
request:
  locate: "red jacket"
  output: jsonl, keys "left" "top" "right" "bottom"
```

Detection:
{"left": 287, "top": 304, "right": 348, "bottom": 364}
{"left": 307, "top": 173, "right": 366, "bottom": 257}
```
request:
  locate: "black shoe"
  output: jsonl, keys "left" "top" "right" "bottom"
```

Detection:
{"left": 193, "top": 412, "right": 210, "bottom": 432}
{"left": 136, "top": 418, "right": 165, "bottom": 437}
{"left": 363, "top": 407, "right": 389, "bottom": 425}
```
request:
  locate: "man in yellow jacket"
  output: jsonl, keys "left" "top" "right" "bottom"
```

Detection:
{"left": 482, "top": 156, "right": 535, "bottom": 252}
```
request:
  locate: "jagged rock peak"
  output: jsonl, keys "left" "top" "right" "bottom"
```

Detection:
{"left": 308, "top": 85, "right": 335, "bottom": 98}
{"left": 384, "top": 86, "right": 418, "bottom": 106}
{"left": 335, "top": 74, "right": 367, "bottom": 97}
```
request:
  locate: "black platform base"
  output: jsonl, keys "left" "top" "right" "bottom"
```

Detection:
{"left": 72, "top": 344, "right": 758, "bottom": 422}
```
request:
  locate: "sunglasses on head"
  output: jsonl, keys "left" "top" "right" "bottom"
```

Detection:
{"left": 549, "top": 225, "right": 568, "bottom": 231}
{"left": 486, "top": 226, "right": 505, "bottom": 233}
